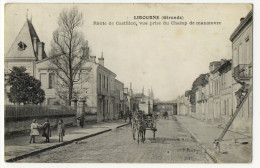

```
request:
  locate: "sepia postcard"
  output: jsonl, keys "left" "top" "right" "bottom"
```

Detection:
{"left": 1, "top": 2, "right": 256, "bottom": 166}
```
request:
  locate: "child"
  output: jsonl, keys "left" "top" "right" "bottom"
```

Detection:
{"left": 29, "top": 119, "right": 41, "bottom": 143}
{"left": 57, "top": 119, "right": 65, "bottom": 142}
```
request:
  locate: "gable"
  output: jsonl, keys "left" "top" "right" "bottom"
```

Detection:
{"left": 6, "top": 21, "right": 36, "bottom": 60}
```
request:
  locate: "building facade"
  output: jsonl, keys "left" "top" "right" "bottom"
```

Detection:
{"left": 176, "top": 95, "right": 191, "bottom": 116}
{"left": 178, "top": 10, "right": 253, "bottom": 136}
{"left": 5, "top": 19, "right": 125, "bottom": 122}
{"left": 229, "top": 10, "right": 253, "bottom": 134}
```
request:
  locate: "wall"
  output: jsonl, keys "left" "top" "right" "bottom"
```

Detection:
{"left": 5, "top": 114, "right": 97, "bottom": 135}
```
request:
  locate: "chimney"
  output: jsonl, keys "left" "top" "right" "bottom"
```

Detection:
{"left": 90, "top": 56, "right": 96, "bottom": 62}
{"left": 240, "top": 17, "right": 245, "bottom": 22}
{"left": 33, "top": 37, "right": 38, "bottom": 55}
{"left": 82, "top": 46, "right": 89, "bottom": 59}
{"left": 37, "top": 42, "right": 44, "bottom": 60}
{"left": 130, "top": 83, "right": 132, "bottom": 90}
{"left": 98, "top": 52, "right": 104, "bottom": 66}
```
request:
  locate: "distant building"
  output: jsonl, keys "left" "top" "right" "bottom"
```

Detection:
{"left": 135, "top": 88, "right": 154, "bottom": 114}
{"left": 176, "top": 95, "right": 191, "bottom": 116}
{"left": 192, "top": 59, "right": 233, "bottom": 125}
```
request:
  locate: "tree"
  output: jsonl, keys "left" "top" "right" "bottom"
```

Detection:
{"left": 185, "top": 73, "right": 209, "bottom": 105}
{"left": 49, "top": 7, "right": 90, "bottom": 105}
{"left": 5, "top": 66, "right": 45, "bottom": 105}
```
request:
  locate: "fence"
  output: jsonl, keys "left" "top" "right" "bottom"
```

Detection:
{"left": 5, "top": 105, "right": 76, "bottom": 119}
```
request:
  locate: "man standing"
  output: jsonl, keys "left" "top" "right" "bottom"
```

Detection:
{"left": 42, "top": 118, "right": 51, "bottom": 143}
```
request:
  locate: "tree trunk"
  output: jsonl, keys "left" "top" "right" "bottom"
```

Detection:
{"left": 68, "top": 84, "right": 73, "bottom": 106}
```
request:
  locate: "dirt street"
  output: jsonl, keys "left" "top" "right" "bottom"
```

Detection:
{"left": 17, "top": 118, "right": 211, "bottom": 163}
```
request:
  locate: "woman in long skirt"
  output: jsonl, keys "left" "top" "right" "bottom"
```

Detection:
{"left": 57, "top": 119, "right": 65, "bottom": 142}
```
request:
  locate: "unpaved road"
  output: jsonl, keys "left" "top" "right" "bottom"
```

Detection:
{"left": 18, "top": 117, "right": 210, "bottom": 163}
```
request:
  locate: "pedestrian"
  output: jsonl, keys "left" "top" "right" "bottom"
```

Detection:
{"left": 124, "top": 110, "right": 129, "bottom": 122}
{"left": 129, "top": 111, "right": 133, "bottom": 125}
{"left": 29, "top": 119, "right": 41, "bottom": 143}
{"left": 57, "top": 119, "right": 65, "bottom": 142}
{"left": 42, "top": 118, "right": 51, "bottom": 143}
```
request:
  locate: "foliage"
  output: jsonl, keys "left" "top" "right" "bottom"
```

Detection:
{"left": 5, "top": 66, "right": 45, "bottom": 105}
{"left": 185, "top": 73, "right": 209, "bottom": 105}
{"left": 49, "top": 7, "right": 90, "bottom": 105}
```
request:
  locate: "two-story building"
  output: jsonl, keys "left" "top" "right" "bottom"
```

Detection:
{"left": 5, "top": 18, "right": 124, "bottom": 122}
{"left": 114, "top": 79, "right": 124, "bottom": 119}
{"left": 229, "top": 10, "right": 253, "bottom": 134}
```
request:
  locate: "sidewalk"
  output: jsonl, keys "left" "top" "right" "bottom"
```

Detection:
{"left": 175, "top": 116, "right": 252, "bottom": 163}
{"left": 4, "top": 119, "right": 129, "bottom": 162}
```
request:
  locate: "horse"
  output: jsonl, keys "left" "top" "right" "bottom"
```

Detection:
{"left": 132, "top": 114, "right": 146, "bottom": 144}
{"left": 137, "top": 118, "right": 146, "bottom": 144}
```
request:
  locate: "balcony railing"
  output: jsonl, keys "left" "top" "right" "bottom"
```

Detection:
{"left": 234, "top": 64, "right": 252, "bottom": 81}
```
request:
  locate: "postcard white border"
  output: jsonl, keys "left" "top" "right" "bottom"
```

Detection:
{"left": 0, "top": 1, "right": 259, "bottom": 168}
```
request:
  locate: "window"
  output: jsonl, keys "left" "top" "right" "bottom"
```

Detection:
{"left": 107, "top": 99, "right": 109, "bottom": 114}
{"left": 49, "top": 73, "right": 56, "bottom": 89}
{"left": 223, "top": 100, "right": 226, "bottom": 115}
{"left": 233, "top": 47, "right": 238, "bottom": 68}
{"left": 238, "top": 44, "right": 243, "bottom": 64}
{"left": 107, "top": 77, "right": 109, "bottom": 91}
{"left": 48, "top": 98, "right": 56, "bottom": 105}
{"left": 40, "top": 73, "right": 47, "bottom": 89}
{"left": 103, "top": 75, "right": 106, "bottom": 88}
{"left": 18, "top": 41, "right": 27, "bottom": 51}
{"left": 226, "top": 99, "right": 229, "bottom": 116}
{"left": 245, "top": 37, "right": 250, "bottom": 64}
{"left": 99, "top": 74, "right": 102, "bottom": 91}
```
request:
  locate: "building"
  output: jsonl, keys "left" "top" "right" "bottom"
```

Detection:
{"left": 5, "top": 18, "right": 124, "bottom": 122}
{"left": 114, "top": 79, "right": 124, "bottom": 119}
{"left": 176, "top": 95, "right": 191, "bottom": 116}
{"left": 123, "top": 87, "right": 131, "bottom": 117}
{"left": 191, "top": 59, "right": 233, "bottom": 125}
{"left": 229, "top": 10, "right": 253, "bottom": 134}
{"left": 128, "top": 83, "right": 139, "bottom": 113}
{"left": 135, "top": 88, "right": 154, "bottom": 114}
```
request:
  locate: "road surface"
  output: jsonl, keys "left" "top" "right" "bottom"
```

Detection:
{"left": 17, "top": 117, "right": 211, "bottom": 163}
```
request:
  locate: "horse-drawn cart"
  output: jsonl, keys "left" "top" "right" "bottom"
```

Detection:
{"left": 144, "top": 114, "right": 157, "bottom": 139}
{"left": 132, "top": 111, "right": 158, "bottom": 143}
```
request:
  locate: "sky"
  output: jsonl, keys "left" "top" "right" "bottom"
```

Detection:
{"left": 4, "top": 3, "right": 252, "bottom": 101}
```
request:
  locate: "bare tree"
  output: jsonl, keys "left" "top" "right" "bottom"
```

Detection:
{"left": 49, "top": 7, "right": 90, "bottom": 105}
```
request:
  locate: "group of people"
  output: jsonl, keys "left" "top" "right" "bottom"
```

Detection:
{"left": 29, "top": 118, "right": 65, "bottom": 144}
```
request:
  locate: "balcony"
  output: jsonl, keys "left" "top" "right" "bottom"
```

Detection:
{"left": 234, "top": 64, "right": 252, "bottom": 81}
{"left": 98, "top": 88, "right": 108, "bottom": 98}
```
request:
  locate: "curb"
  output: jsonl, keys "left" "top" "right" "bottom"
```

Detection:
{"left": 116, "top": 122, "right": 130, "bottom": 128}
{"left": 174, "top": 116, "right": 218, "bottom": 163}
{"left": 5, "top": 123, "right": 128, "bottom": 162}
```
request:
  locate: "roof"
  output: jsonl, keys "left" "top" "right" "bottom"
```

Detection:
{"left": 115, "top": 79, "right": 124, "bottom": 85}
{"left": 230, "top": 10, "right": 253, "bottom": 42}
{"left": 97, "top": 63, "right": 117, "bottom": 76}
{"left": 209, "top": 61, "right": 221, "bottom": 67}
{"left": 211, "top": 59, "right": 232, "bottom": 74}
{"left": 135, "top": 93, "right": 144, "bottom": 98}
{"left": 217, "top": 60, "right": 232, "bottom": 74}
{"left": 5, "top": 20, "right": 47, "bottom": 60}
